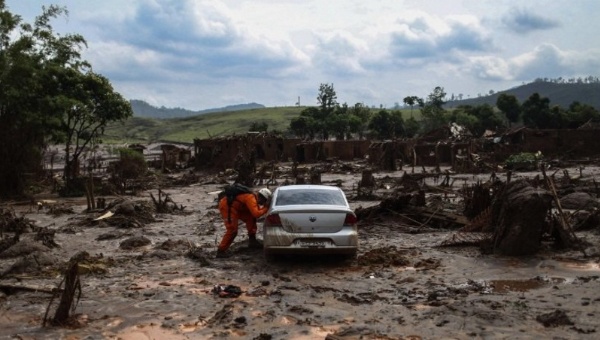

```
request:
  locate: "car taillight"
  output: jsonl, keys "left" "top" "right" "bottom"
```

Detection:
{"left": 266, "top": 213, "right": 282, "bottom": 226}
{"left": 344, "top": 213, "right": 357, "bottom": 225}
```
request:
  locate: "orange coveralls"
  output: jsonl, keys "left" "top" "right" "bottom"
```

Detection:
{"left": 218, "top": 193, "right": 268, "bottom": 252}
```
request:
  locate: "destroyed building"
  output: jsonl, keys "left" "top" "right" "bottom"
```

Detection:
{"left": 484, "top": 127, "right": 600, "bottom": 162}
{"left": 191, "top": 125, "right": 600, "bottom": 172}
{"left": 193, "top": 133, "right": 299, "bottom": 169}
{"left": 193, "top": 133, "right": 370, "bottom": 169}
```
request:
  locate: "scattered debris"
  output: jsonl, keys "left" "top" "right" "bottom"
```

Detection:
{"left": 212, "top": 284, "right": 242, "bottom": 298}
{"left": 150, "top": 189, "right": 185, "bottom": 213}
{"left": 119, "top": 236, "right": 151, "bottom": 250}
{"left": 536, "top": 309, "right": 574, "bottom": 328}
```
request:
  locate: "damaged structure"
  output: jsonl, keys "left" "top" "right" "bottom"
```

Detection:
{"left": 482, "top": 127, "right": 600, "bottom": 162}
{"left": 191, "top": 125, "right": 600, "bottom": 172}
{"left": 193, "top": 133, "right": 370, "bottom": 169}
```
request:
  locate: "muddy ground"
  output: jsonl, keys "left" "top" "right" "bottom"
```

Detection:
{"left": 1, "top": 162, "right": 600, "bottom": 340}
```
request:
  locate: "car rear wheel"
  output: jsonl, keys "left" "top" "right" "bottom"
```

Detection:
{"left": 342, "top": 250, "right": 357, "bottom": 261}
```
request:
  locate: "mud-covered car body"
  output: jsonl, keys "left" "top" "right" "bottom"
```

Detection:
{"left": 262, "top": 185, "right": 358, "bottom": 256}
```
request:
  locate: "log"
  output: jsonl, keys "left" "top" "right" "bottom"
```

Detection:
{"left": 0, "top": 283, "right": 59, "bottom": 294}
{"left": 325, "top": 335, "right": 346, "bottom": 340}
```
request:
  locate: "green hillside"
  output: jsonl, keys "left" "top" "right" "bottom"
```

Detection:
{"left": 104, "top": 106, "right": 306, "bottom": 143}
{"left": 446, "top": 81, "right": 600, "bottom": 109}
{"left": 104, "top": 81, "right": 598, "bottom": 144}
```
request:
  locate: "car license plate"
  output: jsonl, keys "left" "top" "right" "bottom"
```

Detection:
{"left": 297, "top": 240, "right": 326, "bottom": 248}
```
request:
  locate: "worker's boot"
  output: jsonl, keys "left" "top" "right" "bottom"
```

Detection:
{"left": 248, "top": 234, "right": 263, "bottom": 249}
{"left": 216, "top": 249, "right": 231, "bottom": 258}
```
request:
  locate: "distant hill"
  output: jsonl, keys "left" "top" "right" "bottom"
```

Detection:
{"left": 445, "top": 81, "right": 600, "bottom": 109}
{"left": 130, "top": 100, "right": 265, "bottom": 118}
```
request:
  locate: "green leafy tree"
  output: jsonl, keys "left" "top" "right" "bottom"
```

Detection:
{"left": 289, "top": 83, "right": 339, "bottom": 140}
{"left": 328, "top": 112, "right": 350, "bottom": 140}
{"left": 403, "top": 116, "right": 420, "bottom": 138}
{"left": 547, "top": 106, "right": 567, "bottom": 129}
{"left": 347, "top": 103, "right": 371, "bottom": 139}
{"left": 496, "top": 93, "right": 521, "bottom": 126}
{"left": 317, "top": 83, "right": 338, "bottom": 115}
{"left": 403, "top": 95, "right": 421, "bottom": 118}
{"left": 521, "top": 93, "right": 551, "bottom": 128}
{"left": 368, "top": 110, "right": 405, "bottom": 140}
{"left": 452, "top": 110, "right": 479, "bottom": 134}
{"left": 450, "top": 104, "right": 505, "bottom": 137}
{"left": 289, "top": 114, "right": 316, "bottom": 139}
{"left": 324, "top": 102, "right": 348, "bottom": 140}
{"left": 316, "top": 83, "right": 338, "bottom": 139}
{"left": 565, "top": 101, "right": 600, "bottom": 128}
{"left": 54, "top": 71, "right": 133, "bottom": 187}
{"left": 0, "top": 2, "right": 132, "bottom": 197}
{"left": 420, "top": 86, "right": 448, "bottom": 132}
{"left": 111, "top": 148, "right": 147, "bottom": 193}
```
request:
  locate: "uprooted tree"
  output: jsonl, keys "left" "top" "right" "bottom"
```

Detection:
{"left": 0, "top": 2, "right": 132, "bottom": 198}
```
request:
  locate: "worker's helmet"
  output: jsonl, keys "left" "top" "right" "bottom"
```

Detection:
{"left": 258, "top": 188, "right": 272, "bottom": 200}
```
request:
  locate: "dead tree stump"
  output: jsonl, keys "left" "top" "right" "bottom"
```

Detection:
{"left": 462, "top": 182, "right": 492, "bottom": 220}
{"left": 45, "top": 251, "right": 89, "bottom": 326}
{"left": 309, "top": 168, "right": 321, "bottom": 184}
{"left": 491, "top": 180, "right": 552, "bottom": 256}
{"left": 359, "top": 169, "right": 376, "bottom": 188}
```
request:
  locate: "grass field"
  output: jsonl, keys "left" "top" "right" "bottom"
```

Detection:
{"left": 103, "top": 106, "right": 416, "bottom": 144}
{"left": 103, "top": 106, "right": 305, "bottom": 143}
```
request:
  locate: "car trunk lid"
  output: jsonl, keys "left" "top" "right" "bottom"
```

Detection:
{"left": 277, "top": 208, "right": 349, "bottom": 233}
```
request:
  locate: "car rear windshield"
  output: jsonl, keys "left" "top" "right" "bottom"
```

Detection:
{"left": 275, "top": 189, "right": 346, "bottom": 206}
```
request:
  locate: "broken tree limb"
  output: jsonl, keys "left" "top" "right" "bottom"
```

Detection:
{"left": 541, "top": 167, "right": 582, "bottom": 252}
{"left": 0, "top": 283, "right": 59, "bottom": 294}
{"left": 150, "top": 189, "right": 185, "bottom": 213}
{"left": 404, "top": 206, "right": 469, "bottom": 229}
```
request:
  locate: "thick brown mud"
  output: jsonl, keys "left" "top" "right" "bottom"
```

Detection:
{"left": 1, "top": 167, "right": 600, "bottom": 339}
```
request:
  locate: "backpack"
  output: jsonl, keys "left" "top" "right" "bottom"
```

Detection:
{"left": 217, "top": 183, "right": 252, "bottom": 222}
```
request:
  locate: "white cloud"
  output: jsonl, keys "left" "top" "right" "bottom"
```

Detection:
{"left": 312, "top": 30, "right": 370, "bottom": 76}
{"left": 387, "top": 12, "right": 493, "bottom": 65}
{"left": 512, "top": 44, "right": 600, "bottom": 80}
{"left": 5, "top": 0, "right": 600, "bottom": 109}
{"left": 466, "top": 56, "right": 513, "bottom": 81}
{"left": 467, "top": 44, "right": 600, "bottom": 83}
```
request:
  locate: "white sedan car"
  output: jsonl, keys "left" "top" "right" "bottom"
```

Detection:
{"left": 262, "top": 184, "right": 358, "bottom": 258}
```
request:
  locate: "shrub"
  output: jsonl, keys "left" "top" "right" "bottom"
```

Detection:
{"left": 505, "top": 152, "right": 542, "bottom": 171}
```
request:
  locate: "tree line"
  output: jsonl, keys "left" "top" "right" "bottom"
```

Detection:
{"left": 283, "top": 83, "right": 600, "bottom": 141}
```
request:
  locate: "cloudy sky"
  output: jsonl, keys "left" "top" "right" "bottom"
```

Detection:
{"left": 6, "top": 0, "right": 600, "bottom": 111}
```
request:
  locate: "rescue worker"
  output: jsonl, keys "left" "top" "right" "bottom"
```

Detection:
{"left": 216, "top": 188, "right": 272, "bottom": 258}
